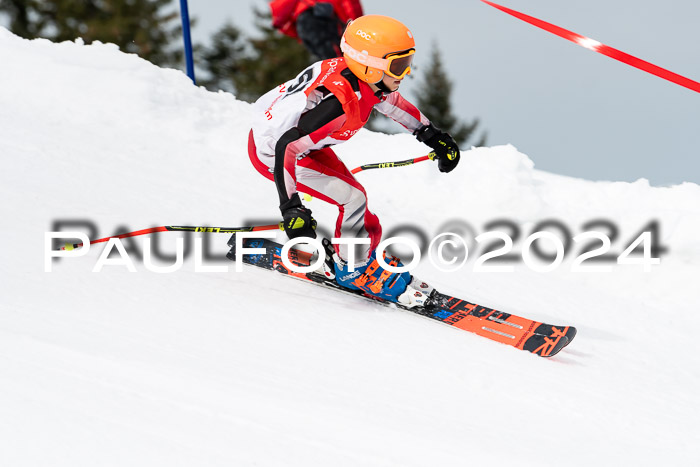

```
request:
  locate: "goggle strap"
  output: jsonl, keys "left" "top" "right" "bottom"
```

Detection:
{"left": 339, "top": 37, "right": 390, "bottom": 70}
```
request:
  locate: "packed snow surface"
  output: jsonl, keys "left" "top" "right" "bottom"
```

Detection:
{"left": 1, "top": 29, "right": 699, "bottom": 466}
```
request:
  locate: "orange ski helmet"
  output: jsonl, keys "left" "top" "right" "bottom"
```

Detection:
{"left": 340, "top": 15, "right": 416, "bottom": 84}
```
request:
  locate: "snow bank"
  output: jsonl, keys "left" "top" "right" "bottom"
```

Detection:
{"left": 1, "top": 28, "right": 699, "bottom": 467}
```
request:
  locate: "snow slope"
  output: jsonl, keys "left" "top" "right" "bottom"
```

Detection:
{"left": 1, "top": 29, "right": 700, "bottom": 466}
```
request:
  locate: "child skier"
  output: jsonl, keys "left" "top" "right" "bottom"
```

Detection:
{"left": 248, "top": 14, "right": 460, "bottom": 307}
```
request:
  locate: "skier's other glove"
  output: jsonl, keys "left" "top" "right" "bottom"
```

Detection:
{"left": 415, "top": 123, "right": 461, "bottom": 173}
{"left": 280, "top": 193, "right": 317, "bottom": 239}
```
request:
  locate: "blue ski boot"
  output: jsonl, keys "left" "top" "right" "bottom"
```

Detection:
{"left": 333, "top": 248, "right": 433, "bottom": 308}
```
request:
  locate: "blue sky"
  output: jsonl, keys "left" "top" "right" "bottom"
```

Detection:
{"left": 184, "top": 0, "right": 699, "bottom": 186}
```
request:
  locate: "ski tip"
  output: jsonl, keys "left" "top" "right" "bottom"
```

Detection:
{"left": 534, "top": 323, "right": 577, "bottom": 349}
{"left": 546, "top": 336, "right": 569, "bottom": 357}
{"left": 556, "top": 326, "right": 577, "bottom": 350}
{"left": 523, "top": 334, "right": 569, "bottom": 358}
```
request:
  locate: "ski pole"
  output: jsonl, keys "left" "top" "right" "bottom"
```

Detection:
{"left": 350, "top": 152, "right": 435, "bottom": 175}
{"left": 60, "top": 223, "right": 282, "bottom": 250}
{"left": 296, "top": 153, "right": 435, "bottom": 203}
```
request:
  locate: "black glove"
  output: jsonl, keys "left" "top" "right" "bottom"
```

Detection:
{"left": 296, "top": 3, "right": 342, "bottom": 59}
{"left": 312, "top": 2, "right": 335, "bottom": 18}
{"left": 415, "top": 123, "right": 461, "bottom": 173}
{"left": 280, "top": 193, "right": 317, "bottom": 239}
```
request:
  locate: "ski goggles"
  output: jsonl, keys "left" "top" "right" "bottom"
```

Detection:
{"left": 340, "top": 37, "right": 415, "bottom": 79}
{"left": 383, "top": 49, "right": 415, "bottom": 79}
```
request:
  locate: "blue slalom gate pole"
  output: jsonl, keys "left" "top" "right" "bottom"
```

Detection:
{"left": 179, "top": 0, "right": 196, "bottom": 83}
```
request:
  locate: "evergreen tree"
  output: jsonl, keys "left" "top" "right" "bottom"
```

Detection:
{"left": 0, "top": 0, "right": 41, "bottom": 38}
{"left": 202, "top": 8, "right": 311, "bottom": 102}
{"left": 415, "top": 44, "right": 486, "bottom": 147}
{"left": 198, "top": 22, "right": 248, "bottom": 94}
{"left": 0, "top": 0, "right": 183, "bottom": 67}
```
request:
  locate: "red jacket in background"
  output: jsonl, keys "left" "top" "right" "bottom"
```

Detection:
{"left": 270, "top": 0, "right": 363, "bottom": 39}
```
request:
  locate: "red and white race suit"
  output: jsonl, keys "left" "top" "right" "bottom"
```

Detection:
{"left": 249, "top": 57, "right": 430, "bottom": 260}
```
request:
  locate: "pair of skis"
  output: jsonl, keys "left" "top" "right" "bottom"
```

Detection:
{"left": 227, "top": 236, "right": 576, "bottom": 357}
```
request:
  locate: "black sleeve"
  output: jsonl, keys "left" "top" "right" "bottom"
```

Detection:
{"left": 274, "top": 128, "right": 303, "bottom": 207}
{"left": 274, "top": 95, "right": 345, "bottom": 208}
{"left": 297, "top": 95, "right": 344, "bottom": 134}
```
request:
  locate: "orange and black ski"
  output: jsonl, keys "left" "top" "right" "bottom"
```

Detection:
{"left": 424, "top": 294, "right": 575, "bottom": 356}
{"left": 227, "top": 237, "right": 575, "bottom": 358}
